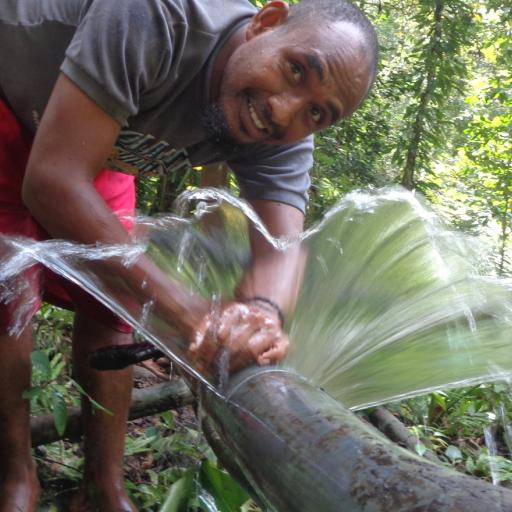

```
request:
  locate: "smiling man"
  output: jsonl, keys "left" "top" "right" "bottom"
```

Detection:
{"left": 0, "top": 0, "right": 377, "bottom": 510}
{"left": 215, "top": 10, "right": 374, "bottom": 145}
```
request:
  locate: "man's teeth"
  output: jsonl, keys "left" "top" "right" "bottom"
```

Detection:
{"left": 248, "top": 99, "right": 265, "bottom": 131}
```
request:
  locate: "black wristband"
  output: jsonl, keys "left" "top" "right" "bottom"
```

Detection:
{"left": 243, "top": 296, "right": 285, "bottom": 327}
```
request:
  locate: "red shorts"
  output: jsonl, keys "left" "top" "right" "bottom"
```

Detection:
{"left": 0, "top": 98, "right": 134, "bottom": 334}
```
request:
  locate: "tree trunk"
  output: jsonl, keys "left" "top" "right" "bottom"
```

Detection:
{"left": 498, "top": 189, "right": 509, "bottom": 275}
{"left": 30, "top": 380, "right": 193, "bottom": 446}
{"left": 401, "top": 0, "right": 444, "bottom": 190}
{"left": 367, "top": 406, "right": 441, "bottom": 463}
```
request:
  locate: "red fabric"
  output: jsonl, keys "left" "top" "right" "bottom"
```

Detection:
{"left": 0, "top": 98, "right": 135, "bottom": 333}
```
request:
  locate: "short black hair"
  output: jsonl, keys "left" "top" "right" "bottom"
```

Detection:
{"left": 283, "top": 0, "right": 379, "bottom": 86}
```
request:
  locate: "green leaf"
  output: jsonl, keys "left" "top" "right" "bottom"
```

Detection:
{"left": 51, "top": 359, "right": 66, "bottom": 380}
{"left": 415, "top": 442, "right": 427, "bottom": 457}
{"left": 22, "top": 386, "right": 42, "bottom": 401}
{"left": 31, "top": 350, "right": 52, "bottom": 378}
{"left": 161, "top": 410, "right": 175, "bottom": 430}
{"left": 465, "top": 456, "right": 476, "bottom": 474}
{"left": 200, "top": 460, "right": 249, "bottom": 512}
{"left": 159, "top": 468, "right": 196, "bottom": 512}
{"left": 445, "top": 445, "right": 463, "bottom": 462}
{"left": 52, "top": 392, "right": 68, "bottom": 436}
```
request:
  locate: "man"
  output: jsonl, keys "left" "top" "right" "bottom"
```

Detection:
{"left": 0, "top": 0, "right": 377, "bottom": 510}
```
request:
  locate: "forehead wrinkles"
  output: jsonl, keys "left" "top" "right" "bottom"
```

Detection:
{"left": 324, "top": 42, "right": 368, "bottom": 114}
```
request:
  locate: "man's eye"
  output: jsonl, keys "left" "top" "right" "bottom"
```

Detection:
{"left": 289, "top": 62, "right": 303, "bottom": 82}
{"left": 310, "top": 106, "right": 323, "bottom": 123}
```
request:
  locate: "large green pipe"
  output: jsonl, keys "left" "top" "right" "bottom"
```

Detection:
{"left": 202, "top": 367, "right": 512, "bottom": 512}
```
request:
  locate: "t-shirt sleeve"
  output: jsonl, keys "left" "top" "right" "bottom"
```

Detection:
{"left": 61, "top": 0, "right": 173, "bottom": 126}
{"left": 228, "top": 135, "right": 314, "bottom": 214}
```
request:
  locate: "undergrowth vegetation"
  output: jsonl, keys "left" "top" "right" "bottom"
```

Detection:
{"left": 32, "top": 305, "right": 258, "bottom": 511}
{"left": 391, "top": 386, "right": 512, "bottom": 486}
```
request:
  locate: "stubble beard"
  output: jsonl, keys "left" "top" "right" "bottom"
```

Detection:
{"left": 201, "top": 102, "right": 243, "bottom": 155}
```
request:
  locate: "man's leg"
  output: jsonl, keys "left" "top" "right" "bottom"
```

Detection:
{"left": 68, "top": 311, "right": 136, "bottom": 512}
{"left": 0, "top": 326, "right": 40, "bottom": 512}
{"left": 0, "top": 96, "right": 44, "bottom": 511}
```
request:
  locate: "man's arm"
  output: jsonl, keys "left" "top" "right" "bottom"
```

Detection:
{"left": 23, "top": 74, "right": 209, "bottom": 336}
{"left": 198, "top": 165, "right": 306, "bottom": 317}
{"left": 235, "top": 199, "right": 306, "bottom": 319}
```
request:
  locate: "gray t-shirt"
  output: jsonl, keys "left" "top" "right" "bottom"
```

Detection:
{"left": 0, "top": 0, "right": 313, "bottom": 212}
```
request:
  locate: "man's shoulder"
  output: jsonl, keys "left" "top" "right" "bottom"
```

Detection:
{"left": 122, "top": 0, "right": 256, "bottom": 29}
{"left": 161, "top": 0, "right": 256, "bottom": 35}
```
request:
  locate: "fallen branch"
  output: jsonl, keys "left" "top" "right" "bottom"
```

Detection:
{"left": 31, "top": 379, "right": 194, "bottom": 447}
{"left": 367, "top": 406, "right": 441, "bottom": 463}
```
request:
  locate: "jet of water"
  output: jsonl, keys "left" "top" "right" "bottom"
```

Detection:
{"left": 1, "top": 187, "right": 512, "bottom": 410}
{"left": 286, "top": 189, "right": 512, "bottom": 409}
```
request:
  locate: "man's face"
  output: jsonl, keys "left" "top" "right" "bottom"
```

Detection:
{"left": 216, "top": 21, "right": 372, "bottom": 146}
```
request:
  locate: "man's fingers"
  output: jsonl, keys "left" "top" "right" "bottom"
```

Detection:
{"left": 216, "top": 303, "right": 247, "bottom": 341}
{"left": 228, "top": 329, "right": 283, "bottom": 371}
{"left": 257, "top": 336, "right": 290, "bottom": 365}
{"left": 188, "top": 301, "right": 289, "bottom": 374}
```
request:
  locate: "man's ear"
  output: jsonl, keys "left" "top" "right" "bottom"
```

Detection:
{"left": 246, "top": 1, "right": 289, "bottom": 40}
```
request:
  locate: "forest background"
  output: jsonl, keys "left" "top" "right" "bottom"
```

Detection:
{"left": 30, "top": 0, "right": 512, "bottom": 510}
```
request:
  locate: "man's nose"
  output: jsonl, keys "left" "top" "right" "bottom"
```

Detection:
{"left": 268, "top": 92, "right": 305, "bottom": 128}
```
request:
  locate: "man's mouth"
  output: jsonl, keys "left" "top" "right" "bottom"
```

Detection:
{"left": 247, "top": 97, "right": 268, "bottom": 134}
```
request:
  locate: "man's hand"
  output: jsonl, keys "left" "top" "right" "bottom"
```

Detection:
{"left": 188, "top": 301, "right": 289, "bottom": 373}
